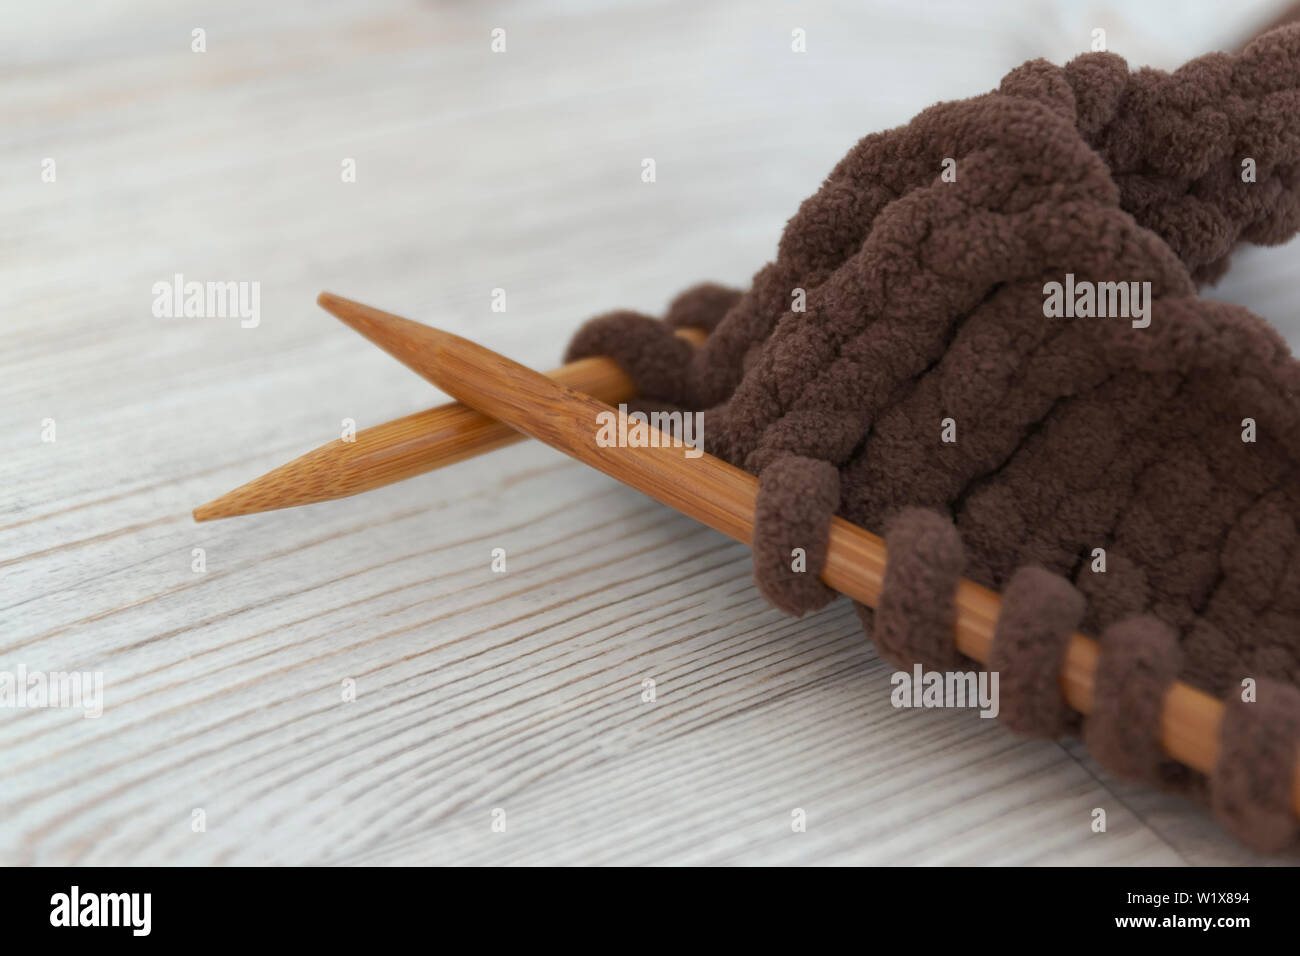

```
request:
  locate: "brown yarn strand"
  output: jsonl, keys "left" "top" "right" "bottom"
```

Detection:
{"left": 192, "top": 328, "right": 706, "bottom": 520}
{"left": 315, "top": 292, "right": 1300, "bottom": 820}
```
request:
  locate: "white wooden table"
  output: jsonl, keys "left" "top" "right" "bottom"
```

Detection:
{"left": 3, "top": 0, "right": 1297, "bottom": 865}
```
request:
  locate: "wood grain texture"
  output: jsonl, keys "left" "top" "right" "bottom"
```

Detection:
{"left": 3, "top": 0, "right": 1298, "bottom": 866}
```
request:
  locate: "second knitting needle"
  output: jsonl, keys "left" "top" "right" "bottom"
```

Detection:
{"left": 192, "top": 325, "right": 705, "bottom": 520}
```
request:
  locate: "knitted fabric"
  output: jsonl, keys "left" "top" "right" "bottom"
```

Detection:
{"left": 565, "top": 26, "right": 1300, "bottom": 850}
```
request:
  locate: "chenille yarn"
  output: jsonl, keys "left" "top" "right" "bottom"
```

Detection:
{"left": 565, "top": 25, "right": 1300, "bottom": 851}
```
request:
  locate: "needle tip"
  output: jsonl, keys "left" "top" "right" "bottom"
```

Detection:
{"left": 315, "top": 291, "right": 389, "bottom": 336}
{"left": 314, "top": 291, "right": 455, "bottom": 379}
{"left": 192, "top": 492, "right": 254, "bottom": 522}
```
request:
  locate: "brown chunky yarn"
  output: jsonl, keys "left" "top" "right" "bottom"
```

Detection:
{"left": 565, "top": 25, "right": 1300, "bottom": 851}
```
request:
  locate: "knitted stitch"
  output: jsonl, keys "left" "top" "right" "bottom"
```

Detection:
{"left": 565, "top": 26, "right": 1300, "bottom": 850}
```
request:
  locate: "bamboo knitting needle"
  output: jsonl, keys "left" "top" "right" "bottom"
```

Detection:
{"left": 316, "top": 291, "right": 1300, "bottom": 819}
{"left": 192, "top": 326, "right": 707, "bottom": 521}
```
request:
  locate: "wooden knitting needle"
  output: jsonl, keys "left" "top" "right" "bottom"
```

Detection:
{"left": 192, "top": 326, "right": 706, "bottom": 520}
{"left": 316, "top": 291, "right": 1300, "bottom": 819}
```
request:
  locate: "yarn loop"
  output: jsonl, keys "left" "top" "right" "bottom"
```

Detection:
{"left": 566, "top": 26, "right": 1300, "bottom": 851}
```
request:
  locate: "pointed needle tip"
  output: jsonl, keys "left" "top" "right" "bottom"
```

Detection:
{"left": 315, "top": 291, "right": 387, "bottom": 337}
{"left": 314, "top": 292, "right": 452, "bottom": 375}
{"left": 193, "top": 496, "right": 240, "bottom": 522}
